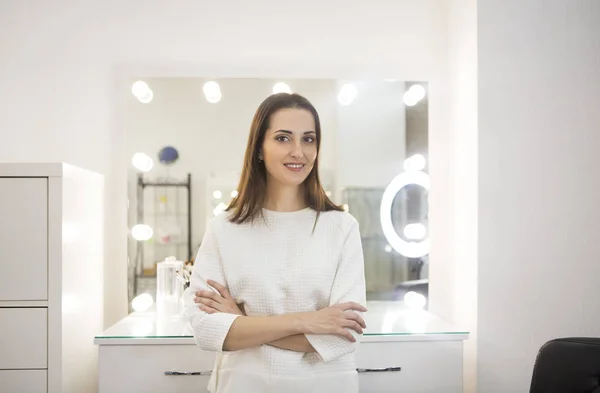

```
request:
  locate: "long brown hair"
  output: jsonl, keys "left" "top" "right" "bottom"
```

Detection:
{"left": 226, "top": 93, "right": 343, "bottom": 225}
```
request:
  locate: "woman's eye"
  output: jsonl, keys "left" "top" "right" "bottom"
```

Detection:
{"left": 304, "top": 137, "right": 315, "bottom": 143}
{"left": 276, "top": 136, "right": 289, "bottom": 142}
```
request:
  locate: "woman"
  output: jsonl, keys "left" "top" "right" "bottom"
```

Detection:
{"left": 184, "top": 92, "right": 367, "bottom": 393}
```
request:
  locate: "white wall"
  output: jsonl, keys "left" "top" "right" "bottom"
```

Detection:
{"left": 477, "top": 1, "right": 600, "bottom": 392}
{"left": 0, "top": 0, "right": 450, "bottom": 332}
{"left": 443, "top": 0, "right": 479, "bottom": 392}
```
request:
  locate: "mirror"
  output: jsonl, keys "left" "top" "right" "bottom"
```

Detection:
{"left": 123, "top": 77, "right": 429, "bottom": 313}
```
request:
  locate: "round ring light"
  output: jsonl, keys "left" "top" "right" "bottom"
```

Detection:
{"left": 380, "top": 171, "right": 430, "bottom": 258}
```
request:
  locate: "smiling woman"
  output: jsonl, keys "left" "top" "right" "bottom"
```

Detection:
{"left": 183, "top": 92, "right": 366, "bottom": 393}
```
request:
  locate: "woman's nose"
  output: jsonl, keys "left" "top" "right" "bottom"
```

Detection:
{"left": 290, "top": 142, "right": 304, "bottom": 159}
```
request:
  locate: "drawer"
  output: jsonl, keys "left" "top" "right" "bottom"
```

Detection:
{"left": 0, "top": 370, "right": 47, "bottom": 393}
{"left": 356, "top": 340, "right": 463, "bottom": 393}
{"left": 0, "top": 177, "right": 48, "bottom": 301}
{"left": 0, "top": 308, "right": 48, "bottom": 369}
{"left": 98, "top": 344, "right": 215, "bottom": 393}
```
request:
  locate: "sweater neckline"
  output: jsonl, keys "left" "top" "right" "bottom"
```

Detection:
{"left": 261, "top": 207, "right": 314, "bottom": 218}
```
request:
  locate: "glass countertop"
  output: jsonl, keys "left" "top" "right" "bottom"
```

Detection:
{"left": 95, "top": 301, "right": 468, "bottom": 343}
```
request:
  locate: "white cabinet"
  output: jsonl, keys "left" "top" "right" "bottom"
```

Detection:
{"left": 95, "top": 305, "right": 468, "bottom": 393}
{"left": 0, "top": 163, "right": 105, "bottom": 393}
{"left": 0, "top": 308, "right": 47, "bottom": 369}
{"left": 96, "top": 338, "right": 465, "bottom": 393}
{"left": 0, "top": 370, "right": 47, "bottom": 393}
{"left": 98, "top": 344, "right": 213, "bottom": 393}
{"left": 356, "top": 340, "right": 463, "bottom": 393}
{"left": 0, "top": 178, "right": 48, "bottom": 301}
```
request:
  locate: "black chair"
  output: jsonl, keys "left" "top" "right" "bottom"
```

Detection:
{"left": 529, "top": 337, "right": 600, "bottom": 393}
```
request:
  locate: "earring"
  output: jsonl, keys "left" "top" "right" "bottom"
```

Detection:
{"left": 258, "top": 154, "right": 263, "bottom": 162}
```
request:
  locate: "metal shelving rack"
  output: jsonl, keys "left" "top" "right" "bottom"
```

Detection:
{"left": 132, "top": 173, "right": 192, "bottom": 297}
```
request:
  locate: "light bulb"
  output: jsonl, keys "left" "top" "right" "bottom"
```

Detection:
{"left": 137, "top": 89, "right": 153, "bottom": 104}
{"left": 403, "top": 84, "right": 426, "bottom": 106}
{"left": 131, "top": 293, "right": 154, "bottom": 313}
{"left": 132, "top": 224, "right": 153, "bottom": 241}
{"left": 272, "top": 82, "right": 292, "bottom": 94}
{"left": 230, "top": 190, "right": 238, "bottom": 198}
{"left": 206, "top": 92, "right": 221, "bottom": 103}
{"left": 131, "top": 81, "right": 149, "bottom": 97}
{"left": 203, "top": 81, "right": 222, "bottom": 103}
{"left": 385, "top": 244, "right": 393, "bottom": 253}
{"left": 338, "top": 84, "right": 358, "bottom": 106}
{"left": 404, "top": 154, "right": 426, "bottom": 172}
{"left": 213, "top": 202, "right": 226, "bottom": 217}
{"left": 132, "top": 81, "right": 153, "bottom": 103}
{"left": 409, "top": 84, "right": 426, "bottom": 101}
{"left": 403, "top": 94, "right": 418, "bottom": 106}
{"left": 404, "top": 291, "right": 427, "bottom": 309}
{"left": 403, "top": 223, "right": 426, "bottom": 240}
{"left": 132, "top": 153, "right": 153, "bottom": 172}
{"left": 213, "top": 190, "right": 222, "bottom": 199}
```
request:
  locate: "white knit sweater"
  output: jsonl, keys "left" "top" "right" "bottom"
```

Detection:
{"left": 183, "top": 207, "right": 366, "bottom": 393}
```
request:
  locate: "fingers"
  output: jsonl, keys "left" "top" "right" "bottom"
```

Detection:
{"left": 195, "top": 296, "right": 222, "bottom": 311}
{"left": 198, "top": 304, "right": 218, "bottom": 314}
{"left": 342, "top": 319, "right": 363, "bottom": 334}
{"left": 344, "top": 311, "right": 367, "bottom": 329}
{"left": 207, "top": 280, "right": 231, "bottom": 299}
{"left": 194, "top": 290, "right": 225, "bottom": 311}
{"left": 336, "top": 328, "right": 356, "bottom": 342}
{"left": 194, "top": 290, "right": 219, "bottom": 302}
{"left": 336, "top": 302, "right": 367, "bottom": 313}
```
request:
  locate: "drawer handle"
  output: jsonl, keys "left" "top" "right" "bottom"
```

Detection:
{"left": 356, "top": 367, "right": 402, "bottom": 373}
{"left": 165, "top": 370, "right": 212, "bottom": 376}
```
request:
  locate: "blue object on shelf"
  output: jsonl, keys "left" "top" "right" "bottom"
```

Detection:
{"left": 158, "top": 146, "right": 179, "bottom": 165}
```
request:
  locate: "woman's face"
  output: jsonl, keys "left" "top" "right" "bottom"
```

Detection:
{"left": 261, "top": 108, "right": 318, "bottom": 188}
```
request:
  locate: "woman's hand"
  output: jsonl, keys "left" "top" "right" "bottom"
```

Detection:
{"left": 194, "top": 280, "right": 245, "bottom": 316}
{"left": 299, "top": 302, "right": 368, "bottom": 342}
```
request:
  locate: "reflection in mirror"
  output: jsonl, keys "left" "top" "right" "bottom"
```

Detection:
{"left": 123, "top": 78, "right": 429, "bottom": 313}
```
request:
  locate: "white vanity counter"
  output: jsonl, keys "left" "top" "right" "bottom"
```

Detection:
{"left": 94, "top": 301, "right": 468, "bottom": 393}
{"left": 94, "top": 301, "right": 467, "bottom": 345}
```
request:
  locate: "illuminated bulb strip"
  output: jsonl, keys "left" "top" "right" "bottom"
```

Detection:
{"left": 273, "top": 82, "right": 292, "bottom": 94}
{"left": 403, "top": 84, "right": 426, "bottom": 106}
{"left": 131, "top": 81, "right": 153, "bottom": 103}
{"left": 203, "top": 81, "right": 222, "bottom": 103}
{"left": 132, "top": 153, "right": 153, "bottom": 172}
{"left": 338, "top": 83, "right": 358, "bottom": 106}
{"left": 404, "top": 154, "right": 426, "bottom": 172}
{"left": 132, "top": 224, "right": 153, "bottom": 241}
{"left": 404, "top": 291, "right": 427, "bottom": 309}
{"left": 404, "top": 223, "right": 426, "bottom": 240}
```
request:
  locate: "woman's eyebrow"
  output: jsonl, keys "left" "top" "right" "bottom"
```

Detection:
{"left": 273, "top": 130, "right": 316, "bottom": 134}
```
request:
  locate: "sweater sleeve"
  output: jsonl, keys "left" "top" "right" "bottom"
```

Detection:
{"left": 305, "top": 217, "right": 367, "bottom": 363}
{"left": 183, "top": 218, "right": 240, "bottom": 352}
